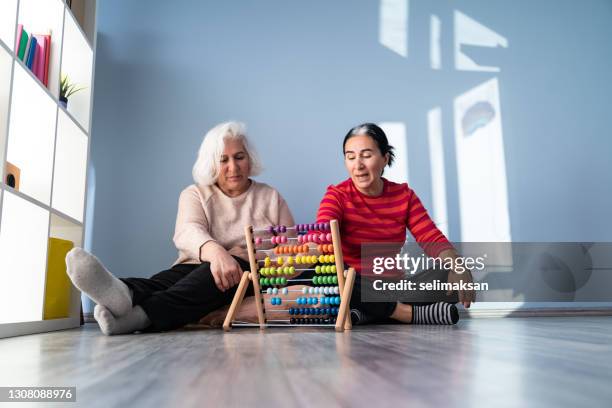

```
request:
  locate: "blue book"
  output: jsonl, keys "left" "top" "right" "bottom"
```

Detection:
{"left": 25, "top": 36, "right": 37, "bottom": 69}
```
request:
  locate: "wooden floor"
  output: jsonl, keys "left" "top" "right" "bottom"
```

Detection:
{"left": 0, "top": 317, "right": 611, "bottom": 407}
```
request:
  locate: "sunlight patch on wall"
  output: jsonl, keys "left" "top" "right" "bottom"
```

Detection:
{"left": 430, "top": 15, "right": 441, "bottom": 70}
{"left": 379, "top": 122, "right": 409, "bottom": 184}
{"left": 454, "top": 77, "right": 511, "bottom": 242}
{"left": 379, "top": 0, "right": 409, "bottom": 58}
{"left": 454, "top": 10, "right": 508, "bottom": 72}
{"left": 427, "top": 107, "right": 448, "bottom": 236}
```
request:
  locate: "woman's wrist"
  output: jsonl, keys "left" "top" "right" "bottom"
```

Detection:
{"left": 199, "top": 240, "right": 224, "bottom": 263}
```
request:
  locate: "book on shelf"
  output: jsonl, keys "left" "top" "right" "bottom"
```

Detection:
{"left": 33, "top": 34, "right": 50, "bottom": 86}
{"left": 43, "top": 35, "right": 51, "bottom": 86}
{"left": 14, "top": 25, "right": 52, "bottom": 88}
{"left": 15, "top": 25, "right": 29, "bottom": 61}
{"left": 21, "top": 32, "right": 32, "bottom": 63}
{"left": 25, "top": 36, "right": 37, "bottom": 69}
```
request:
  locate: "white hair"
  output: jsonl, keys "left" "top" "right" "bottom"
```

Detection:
{"left": 192, "top": 121, "right": 263, "bottom": 186}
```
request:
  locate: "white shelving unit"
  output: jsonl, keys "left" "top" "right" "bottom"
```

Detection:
{"left": 0, "top": 0, "right": 96, "bottom": 339}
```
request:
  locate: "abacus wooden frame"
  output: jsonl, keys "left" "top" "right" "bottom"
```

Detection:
{"left": 223, "top": 219, "right": 355, "bottom": 332}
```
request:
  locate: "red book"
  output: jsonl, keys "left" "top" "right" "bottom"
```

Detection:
{"left": 43, "top": 35, "right": 51, "bottom": 87}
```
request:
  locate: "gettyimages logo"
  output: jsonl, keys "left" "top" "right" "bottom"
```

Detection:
{"left": 372, "top": 253, "right": 486, "bottom": 275}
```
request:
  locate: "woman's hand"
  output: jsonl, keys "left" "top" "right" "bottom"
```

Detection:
{"left": 438, "top": 248, "right": 476, "bottom": 308}
{"left": 201, "top": 242, "right": 243, "bottom": 291}
{"left": 446, "top": 268, "right": 475, "bottom": 308}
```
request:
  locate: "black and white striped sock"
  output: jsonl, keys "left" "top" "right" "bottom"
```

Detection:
{"left": 411, "top": 302, "right": 459, "bottom": 325}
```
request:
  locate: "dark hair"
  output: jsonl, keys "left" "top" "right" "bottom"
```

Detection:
{"left": 342, "top": 123, "right": 395, "bottom": 168}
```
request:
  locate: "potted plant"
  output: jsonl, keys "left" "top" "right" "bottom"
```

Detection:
{"left": 59, "top": 74, "right": 86, "bottom": 109}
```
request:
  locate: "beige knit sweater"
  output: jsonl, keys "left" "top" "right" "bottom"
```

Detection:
{"left": 172, "top": 180, "right": 294, "bottom": 266}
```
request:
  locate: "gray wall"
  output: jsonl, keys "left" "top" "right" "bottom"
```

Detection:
{"left": 85, "top": 0, "right": 612, "bottom": 311}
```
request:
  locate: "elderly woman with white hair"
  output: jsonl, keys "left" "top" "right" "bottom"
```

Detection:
{"left": 65, "top": 121, "right": 294, "bottom": 334}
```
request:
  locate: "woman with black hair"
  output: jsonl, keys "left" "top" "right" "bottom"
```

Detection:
{"left": 315, "top": 123, "right": 475, "bottom": 325}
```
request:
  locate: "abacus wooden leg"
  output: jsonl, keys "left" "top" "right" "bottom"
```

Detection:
{"left": 335, "top": 268, "right": 356, "bottom": 332}
{"left": 251, "top": 272, "right": 267, "bottom": 330}
{"left": 343, "top": 268, "right": 355, "bottom": 331}
{"left": 244, "top": 225, "right": 267, "bottom": 330}
{"left": 223, "top": 271, "right": 251, "bottom": 332}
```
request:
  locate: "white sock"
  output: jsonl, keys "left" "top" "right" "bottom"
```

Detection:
{"left": 94, "top": 305, "right": 151, "bottom": 335}
{"left": 66, "top": 248, "right": 132, "bottom": 317}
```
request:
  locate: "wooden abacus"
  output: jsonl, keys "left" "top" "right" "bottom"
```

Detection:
{"left": 223, "top": 219, "right": 356, "bottom": 332}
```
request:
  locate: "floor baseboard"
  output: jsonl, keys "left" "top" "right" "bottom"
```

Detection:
{"left": 462, "top": 307, "right": 612, "bottom": 318}
{"left": 84, "top": 308, "right": 612, "bottom": 324}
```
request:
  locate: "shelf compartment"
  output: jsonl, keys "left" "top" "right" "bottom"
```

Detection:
{"left": 0, "top": 190, "right": 50, "bottom": 324}
{"left": 0, "top": 0, "right": 18, "bottom": 53}
{"left": 52, "top": 109, "right": 88, "bottom": 222}
{"left": 6, "top": 62, "right": 57, "bottom": 205}
{"left": 44, "top": 213, "right": 82, "bottom": 320}
{"left": 17, "top": 0, "right": 65, "bottom": 98}
{"left": 0, "top": 46, "right": 12, "bottom": 185}
{"left": 60, "top": 9, "right": 93, "bottom": 131}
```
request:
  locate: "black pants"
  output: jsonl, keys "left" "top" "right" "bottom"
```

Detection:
{"left": 349, "top": 268, "right": 459, "bottom": 323}
{"left": 120, "top": 257, "right": 253, "bottom": 332}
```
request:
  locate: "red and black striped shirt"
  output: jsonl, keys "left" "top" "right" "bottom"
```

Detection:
{"left": 316, "top": 178, "right": 453, "bottom": 276}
